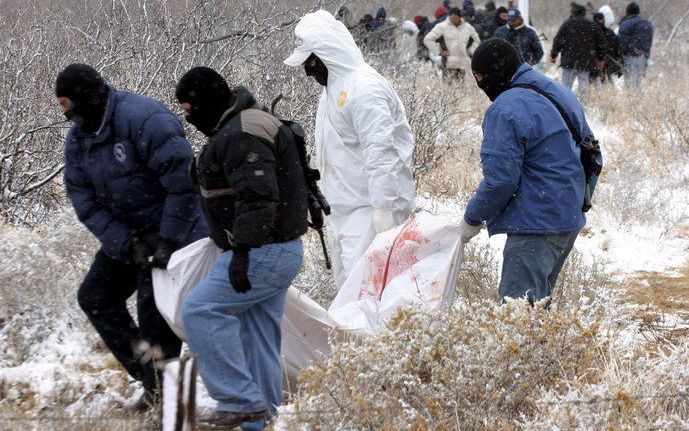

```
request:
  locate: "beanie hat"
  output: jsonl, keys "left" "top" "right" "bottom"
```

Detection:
{"left": 471, "top": 38, "right": 522, "bottom": 101}
{"left": 572, "top": 4, "right": 587, "bottom": 17}
{"left": 626, "top": 2, "right": 640, "bottom": 16}
{"left": 435, "top": 6, "right": 448, "bottom": 19}
{"left": 176, "top": 67, "right": 233, "bottom": 136}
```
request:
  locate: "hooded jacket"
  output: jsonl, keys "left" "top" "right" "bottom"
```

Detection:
{"left": 194, "top": 87, "right": 308, "bottom": 250}
{"left": 63, "top": 86, "right": 207, "bottom": 261}
{"left": 424, "top": 18, "right": 481, "bottom": 70}
{"left": 465, "top": 64, "right": 598, "bottom": 235}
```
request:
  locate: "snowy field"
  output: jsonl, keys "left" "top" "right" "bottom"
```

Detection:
{"left": 1, "top": 1, "right": 689, "bottom": 430}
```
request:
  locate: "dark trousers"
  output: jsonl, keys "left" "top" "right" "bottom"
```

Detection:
{"left": 498, "top": 231, "right": 579, "bottom": 305}
{"left": 77, "top": 250, "right": 182, "bottom": 391}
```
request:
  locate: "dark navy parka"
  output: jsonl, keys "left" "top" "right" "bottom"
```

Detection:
{"left": 64, "top": 86, "right": 207, "bottom": 261}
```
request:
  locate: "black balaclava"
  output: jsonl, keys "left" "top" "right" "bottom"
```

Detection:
{"left": 485, "top": 1, "right": 496, "bottom": 12}
{"left": 495, "top": 6, "right": 508, "bottom": 25}
{"left": 304, "top": 53, "right": 329, "bottom": 87}
{"left": 175, "top": 67, "right": 233, "bottom": 136}
{"left": 626, "top": 2, "right": 640, "bottom": 16}
{"left": 55, "top": 64, "right": 108, "bottom": 133}
{"left": 471, "top": 38, "right": 522, "bottom": 102}
{"left": 593, "top": 12, "right": 605, "bottom": 26}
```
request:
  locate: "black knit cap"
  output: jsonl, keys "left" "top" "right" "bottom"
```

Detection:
{"left": 572, "top": 4, "right": 587, "bottom": 17}
{"left": 55, "top": 64, "right": 108, "bottom": 132}
{"left": 176, "top": 67, "right": 233, "bottom": 136}
{"left": 55, "top": 63, "right": 106, "bottom": 99}
{"left": 471, "top": 38, "right": 522, "bottom": 101}
{"left": 626, "top": 2, "right": 640, "bottom": 16}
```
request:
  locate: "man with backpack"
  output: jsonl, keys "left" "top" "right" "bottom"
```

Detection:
{"left": 56, "top": 64, "right": 208, "bottom": 410}
{"left": 462, "top": 39, "right": 602, "bottom": 305}
{"left": 176, "top": 67, "right": 309, "bottom": 430}
{"left": 284, "top": 11, "right": 415, "bottom": 289}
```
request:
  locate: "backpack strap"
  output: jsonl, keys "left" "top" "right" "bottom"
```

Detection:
{"left": 510, "top": 83, "right": 583, "bottom": 145}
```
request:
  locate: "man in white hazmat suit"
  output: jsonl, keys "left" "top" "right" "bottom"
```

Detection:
{"left": 284, "top": 10, "right": 415, "bottom": 288}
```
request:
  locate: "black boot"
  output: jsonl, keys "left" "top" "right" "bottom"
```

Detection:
{"left": 197, "top": 410, "right": 268, "bottom": 430}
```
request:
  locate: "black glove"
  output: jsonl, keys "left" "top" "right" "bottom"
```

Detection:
{"left": 130, "top": 237, "right": 154, "bottom": 269}
{"left": 229, "top": 247, "right": 251, "bottom": 294}
{"left": 151, "top": 239, "right": 178, "bottom": 269}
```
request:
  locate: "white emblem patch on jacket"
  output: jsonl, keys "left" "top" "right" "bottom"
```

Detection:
{"left": 114, "top": 142, "right": 127, "bottom": 163}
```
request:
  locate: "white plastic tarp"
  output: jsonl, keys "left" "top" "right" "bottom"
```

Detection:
{"left": 152, "top": 212, "right": 464, "bottom": 381}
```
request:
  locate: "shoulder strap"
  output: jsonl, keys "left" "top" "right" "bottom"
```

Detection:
{"left": 510, "top": 83, "right": 583, "bottom": 145}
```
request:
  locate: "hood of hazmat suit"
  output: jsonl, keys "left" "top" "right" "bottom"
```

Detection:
{"left": 599, "top": 5, "right": 615, "bottom": 28}
{"left": 285, "top": 10, "right": 416, "bottom": 287}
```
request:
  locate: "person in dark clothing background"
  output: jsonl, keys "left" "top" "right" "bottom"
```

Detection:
{"left": 550, "top": 3, "right": 605, "bottom": 100}
{"left": 56, "top": 63, "right": 208, "bottom": 410}
{"left": 473, "top": 1, "right": 496, "bottom": 27}
{"left": 476, "top": 6, "right": 508, "bottom": 41}
{"left": 618, "top": 2, "right": 654, "bottom": 89}
{"left": 415, "top": 15, "right": 434, "bottom": 61}
{"left": 176, "top": 67, "right": 308, "bottom": 430}
{"left": 590, "top": 12, "right": 622, "bottom": 84}
{"left": 493, "top": 9, "right": 543, "bottom": 65}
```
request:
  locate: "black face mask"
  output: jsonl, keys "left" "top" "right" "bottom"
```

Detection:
{"left": 475, "top": 74, "right": 514, "bottom": 102}
{"left": 184, "top": 108, "right": 222, "bottom": 137}
{"left": 471, "top": 38, "right": 522, "bottom": 102}
{"left": 304, "top": 55, "right": 328, "bottom": 86}
{"left": 72, "top": 103, "right": 105, "bottom": 132}
{"left": 64, "top": 107, "right": 84, "bottom": 127}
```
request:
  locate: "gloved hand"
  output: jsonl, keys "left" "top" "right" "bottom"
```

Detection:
{"left": 151, "top": 239, "right": 178, "bottom": 269}
{"left": 229, "top": 247, "right": 251, "bottom": 294}
{"left": 459, "top": 219, "right": 483, "bottom": 244}
{"left": 373, "top": 208, "right": 395, "bottom": 234}
{"left": 130, "top": 236, "right": 154, "bottom": 269}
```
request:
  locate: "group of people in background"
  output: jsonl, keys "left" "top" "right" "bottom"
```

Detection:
{"left": 355, "top": 1, "right": 654, "bottom": 97}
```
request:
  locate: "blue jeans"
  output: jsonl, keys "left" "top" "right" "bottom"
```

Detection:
{"left": 561, "top": 68, "right": 590, "bottom": 102}
{"left": 498, "top": 231, "right": 579, "bottom": 304}
{"left": 624, "top": 55, "right": 648, "bottom": 89}
{"left": 182, "top": 240, "right": 303, "bottom": 430}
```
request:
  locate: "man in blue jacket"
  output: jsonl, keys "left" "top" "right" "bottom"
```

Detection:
{"left": 619, "top": 2, "right": 654, "bottom": 89}
{"left": 461, "top": 39, "right": 600, "bottom": 304}
{"left": 56, "top": 64, "right": 208, "bottom": 408}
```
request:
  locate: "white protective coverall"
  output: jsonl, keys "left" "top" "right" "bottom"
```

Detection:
{"left": 285, "top": 11, "right": 415, "bottom": 288}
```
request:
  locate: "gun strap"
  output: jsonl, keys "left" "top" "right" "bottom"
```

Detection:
{"left": 510, "top": 83, "right": 584, "bottom": 146}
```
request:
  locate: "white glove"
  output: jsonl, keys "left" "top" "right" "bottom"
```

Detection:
{"left": 373, "top": 208, "right": 395, "bottom": 234}
{"left": 459, "top": 219, "right": 483, "bottom": 244}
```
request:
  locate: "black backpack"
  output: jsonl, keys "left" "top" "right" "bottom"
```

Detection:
{"left": 511, "top": 83, "right": 603, "bottom": 212}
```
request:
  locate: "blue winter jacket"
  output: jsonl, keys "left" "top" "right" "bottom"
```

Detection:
{"left": 64, "top": 86, "right": 208, "bottom": 261}
{"left": 464, "top": 64, "right": 599, "bottom": 235}
{"left": 619, "top": 15, "right": 654, "bottom": 57}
